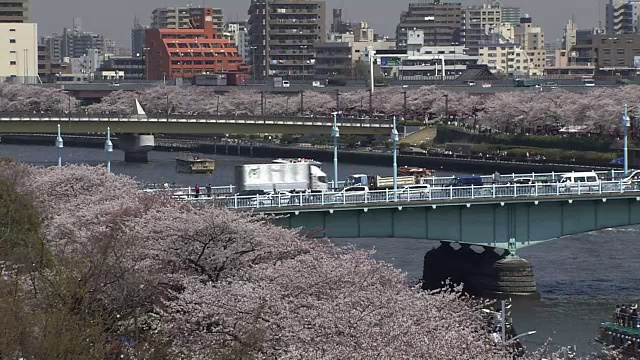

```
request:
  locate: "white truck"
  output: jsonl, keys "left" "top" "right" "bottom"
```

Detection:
{"left": 234, "top": 163, "right": 329, "bottom": 193}
{"left": 344, "top": 174, "right": 417, "bottom": 190}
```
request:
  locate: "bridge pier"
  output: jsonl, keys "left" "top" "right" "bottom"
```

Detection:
{"left": 422, "top": 242, "right": 538, "bottom": 299}
{"left": 115, "top": 134, "right": 155, "bottom": 163}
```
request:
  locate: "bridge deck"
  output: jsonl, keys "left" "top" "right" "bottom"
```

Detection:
{"left": 0, "top": 114, "right": 392, "bottom": 135}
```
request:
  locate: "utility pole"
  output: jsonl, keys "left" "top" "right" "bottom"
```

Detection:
{"left": 300, "top": 91, "right": 304, "bottom": 114}
{"left": 332, "top": 112, "right": 340, "bottom": 189}
{"left": 623, "top": 103, "right": 630, "bottom": 175}
{"left": 392, "top": 116, "right": 399, "bottom": 201}
{"left": 105, "top": 127, "right": 113, "bottom": 173}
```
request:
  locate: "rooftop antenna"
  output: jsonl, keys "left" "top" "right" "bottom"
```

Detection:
{"left": 598, "top": 0, "right": 602, "bottom": 29}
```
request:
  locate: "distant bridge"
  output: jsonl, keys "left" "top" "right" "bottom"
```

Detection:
{"left": 0, "top": 114, "right": 390, "bottom": 135}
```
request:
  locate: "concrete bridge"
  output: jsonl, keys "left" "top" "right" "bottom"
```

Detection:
{"left": 160, "top": 171, "right": 638, "bottom": 297}
{"left": 0, "top": 113, "right": 390, "bottom": 162}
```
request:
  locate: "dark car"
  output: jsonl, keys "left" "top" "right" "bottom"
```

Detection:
{"left": 444, "top": 176, "right": 489, "bottom": 198}
{"left": 327, "top": 78, "right": 347, "bottom": 86}
{"left": 449, "top": 176, "right": 483, "bottom": 187}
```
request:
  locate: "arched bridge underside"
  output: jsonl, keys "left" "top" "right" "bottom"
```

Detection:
{"left": 267, "top": 193, "right": 640, "bottom": 251}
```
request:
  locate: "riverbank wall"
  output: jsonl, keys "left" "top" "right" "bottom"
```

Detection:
{"left": 0, "top": 134, "right": 617, "bottom": 174}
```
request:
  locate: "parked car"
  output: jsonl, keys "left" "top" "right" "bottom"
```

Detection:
{"left": 467, "top": 81, "right": 476, "bottom": 86}
{"left": 505, "top": 178, "right": 537, "bottom": 196}
{"left": 441, "top": 176, "right": 491, "bottom": 198}
{"left": 335, "top": 185, "right": 369, "bottom": 203}
{"left": 449, "top": 176, "right": 483, "bottom": 187}
{"left": 399, "top": 184, "right": 431, "bottom": 201}
{"left": 256, "top": 190, "right": 291, "bottom": 207}
{"left": 621, "top": 170, "right": 640, "bottom": 190}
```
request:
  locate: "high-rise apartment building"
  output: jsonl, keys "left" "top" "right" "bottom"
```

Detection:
{"left": 151, "top": 7, "right": 224, "bottom": 35}
{"left": 501, "top": 7, "right": 521, "bottom": 26}
{"left": 395, "top": 0, "right": 463, "bottom": 51}
{"left": 224, "top": 21, "right": 250, "bottom": 63}
{"left": 606, "top": 0, "right": 640, "bottom": 34}
{"left": 0, "top": 23, "right": 37, "bottom": 83}
{"left": 562, "top": 18, "right": 577, "bottom": 50}
{"left": 463, "top": 3, "right": 502, "bottom": 56}
{"left": 330, "top": 8, "right": 352, "bottom": 34}
{"left": 248, "top": 0, "right": 327, "bottom": 79}
{"left": 40, "top": 35, "right": 62, "bottom": 62}
{"left": 513, "top": 15, "right": 546, "bottom": 75}
{"left": 131, "top": 17, "right": 148, "bottom": 57}
{"left": 0, "top": 0, "right": 29, "bottom": 22}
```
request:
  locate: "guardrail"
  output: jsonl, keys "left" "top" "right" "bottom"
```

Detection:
{"left": 143, "top": 170, "right": 629, "bottom": 198}
{"left": 0, "top": 113, "right": 392, "bottom": 127}
{"left": 150, "top": 179, "right": 639, "bottom": 210}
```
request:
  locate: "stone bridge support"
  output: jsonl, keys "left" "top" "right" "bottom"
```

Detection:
{"left": 422, "top": 242, "right": 538, "bottom": 299}
{"left": 115, "top": 134, "right": 155, "bottom": 163}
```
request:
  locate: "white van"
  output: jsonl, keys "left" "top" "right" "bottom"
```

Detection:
{"left": 559, "top": 172, "right": 600, "bottom": 193}
{"left": 282, "top": 80, "right": 290, "bottom": 87}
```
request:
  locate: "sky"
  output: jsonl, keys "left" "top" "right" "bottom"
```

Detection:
{"left": 32, "top": 0, "right": 603, "bottom": 48}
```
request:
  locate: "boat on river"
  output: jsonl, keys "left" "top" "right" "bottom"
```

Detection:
{"left": 176, "top": 154, "right": 216, "bottom": 174}
{"left": 595, "top": 305, "right": 640, "bottom": 358}
{"left": 273, "top": 158, "right": 321, "bottom": 165}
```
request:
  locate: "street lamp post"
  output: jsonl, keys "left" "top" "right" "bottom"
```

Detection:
{"left": 261, "top": 90, "right": 265, "bottom": 116}
{"left": 442, "top": 94, "right": 449, "bottom": 120}
{"left": 55, "top": 124, "right": 63, "bottom": 167}
{"left": 166, "top": 94, "right": 170, "bottom": 121}
{"left": 301, "top": 45, "right": 308, "bottom": 81}
{"left": 369, "top": 49, "right": 376, "bottom": 94}
{"left": 368, "top": 89, "right": 373, "bottom": 115}
{"left": 300, "top": 91, "right": 304, "bottom": 115}
{"left": 402, "top": 85, "right": 408, "bottom": 120}
{"left": 216, "top": 95, "right": 220, "bottom": 116}
{"left": 623, "top": 103, "right": 631, "bottom": 174}
{"left": 285, "top": 97, "right": 289, "bottom": 115}
{"left": 332, "top": 112, "right": 340, "bottom": 190}
{"left": 105, "top": 127, "right": 113, "bottom": 173}
{"left": 335, "top": 89, "right": 340, "bottom": 113}
{"left": 392, "top": 116, "right": 399, "bottom": 201}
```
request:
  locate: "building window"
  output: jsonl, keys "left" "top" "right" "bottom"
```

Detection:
{"left": 9, "top": 61, "right": 16, "bottom": 65}
{"left": 9, "top": 39, "right": 15, "bottom": 43}
{"left": 616, "top": 48, "right": 625, "bottom": 55}
{"left": 9, "top": 28, "right": 15, "bottom": 32}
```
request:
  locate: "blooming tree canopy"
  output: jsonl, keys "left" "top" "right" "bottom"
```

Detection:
{"left": 0, "top": 163, "right": 520, "bottom": 359}
{"left": 3, "top": 83, "right": 639, "bottom": 133}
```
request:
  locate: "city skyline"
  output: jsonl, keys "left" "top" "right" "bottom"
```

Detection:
{"left": 32, "top": 0, "right": 601, "bottom": 47}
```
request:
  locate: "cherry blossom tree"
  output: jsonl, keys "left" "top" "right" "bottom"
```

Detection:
{"left": 0, "top": 163, "right": 517, "bottom": 358}
{"left": 0, "top": 84, "right": 78, "bottom": 113}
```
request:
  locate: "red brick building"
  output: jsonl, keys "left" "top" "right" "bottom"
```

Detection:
{"left": 145, "top": 8, "right": 248, "bottom": 80}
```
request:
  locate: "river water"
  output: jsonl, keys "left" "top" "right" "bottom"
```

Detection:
{"left": 1, "top": 143, "right": 638, "bottom": 356}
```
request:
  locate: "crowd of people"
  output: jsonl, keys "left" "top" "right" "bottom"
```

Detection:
{"left": 615, "top": 304, "right": 639, "bottom": 328}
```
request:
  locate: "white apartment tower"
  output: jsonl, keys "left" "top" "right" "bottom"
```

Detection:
{"left": 513, "top": 15, "right": 545, "bottom": 75}
{"left": 563, "top": 18, "right": 577, "bottom": 50}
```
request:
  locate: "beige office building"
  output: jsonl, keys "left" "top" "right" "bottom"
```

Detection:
{"left": 513, "top": 16, "right": 546, "bottom": 75}
{"left": 0, "top": 23, "right": 37, "bottom": 83}
{"left": 463, "top": 3, "right": 502, "bottom": 56}
{"left": 0, "top": 0, "right": 29, "bottom": 22}
{"left": 479, "top": 41, "right": 535, "bottom": 75}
